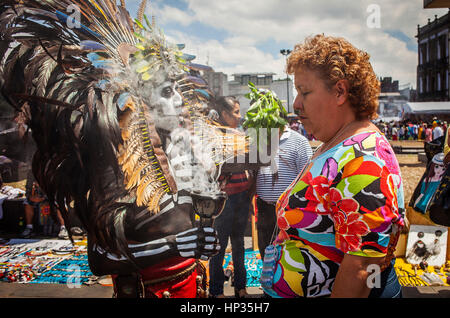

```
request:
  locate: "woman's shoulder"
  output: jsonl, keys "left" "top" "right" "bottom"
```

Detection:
{"left": 324, "top": 130, "right": 378, "bottom": 156}
{"left": 320, "top": 131, "right": 399, "bottom": 173}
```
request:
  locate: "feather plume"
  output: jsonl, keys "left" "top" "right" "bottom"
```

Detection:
{"left": 117, "top": 99, "right": 175, "bottom": 214}
{"left": 137, "top": 0, "right": 147, "bottom": 24}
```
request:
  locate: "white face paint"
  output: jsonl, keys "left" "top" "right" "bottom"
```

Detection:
{"left": 149, "top": 80, "right": 183, "bottom": 129}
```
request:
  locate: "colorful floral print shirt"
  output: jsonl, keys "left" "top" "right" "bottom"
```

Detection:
{"left": 264, "top": 131, "right": 405, "bottom": 298}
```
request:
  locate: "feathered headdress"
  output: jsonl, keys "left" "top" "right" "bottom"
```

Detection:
{"left": 0, "top": 0, "right": 248, "bottom": 235}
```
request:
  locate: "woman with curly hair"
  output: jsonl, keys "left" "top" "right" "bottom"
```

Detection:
{"left": 261, "top": 34, "right": 405, "bottom": 298}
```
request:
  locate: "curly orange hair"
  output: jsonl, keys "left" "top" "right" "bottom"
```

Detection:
{"left": 287, "top": 34, "right": 380, "bottom": 120}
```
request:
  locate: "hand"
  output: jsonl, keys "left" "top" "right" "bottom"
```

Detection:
{"left": 175, "top": 227, "right": 220, "bottom": 261}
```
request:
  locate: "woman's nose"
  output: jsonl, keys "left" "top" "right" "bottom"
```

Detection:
{"left": 293, "top": 95, "right": 302, "bottom": 111}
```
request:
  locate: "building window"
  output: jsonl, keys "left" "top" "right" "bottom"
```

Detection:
{"left": 423, "top": 43, "right": 429, "bottom": 63}
{"left": 430, "top": 39, "right": 438, "bottom": 61}
{"left": 419, "top": 43, "right": 427, "bottom": 64}
{"left": 438, "top": 72, "right": 441, "bottom": 91}
{"left": 442, "top": 72, "right": 447, "bottom": 92}
{"left": 439, "top": 35, "right": 447, "bottom": 60}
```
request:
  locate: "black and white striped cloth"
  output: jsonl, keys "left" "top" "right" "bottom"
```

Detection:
{"left": 256, "top": 127, "right": 313, "bottom": 204}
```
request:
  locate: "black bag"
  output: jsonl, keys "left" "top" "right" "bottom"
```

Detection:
{"left": 424, "top": 136, "right": 445, "bottom": 163}
{"left": 428, "top": 164, "right": 450, "bottom": 226}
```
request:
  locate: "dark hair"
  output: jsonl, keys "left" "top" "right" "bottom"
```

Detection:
{"left": 212, "top": 96, "right": 239, "bottom": 116}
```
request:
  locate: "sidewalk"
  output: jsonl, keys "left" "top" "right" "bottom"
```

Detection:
{"left": 1, "top": 280, "right": 449, "bottom": 298}
{"left": 1, "top": 236, "right": 449, "bottom": 298}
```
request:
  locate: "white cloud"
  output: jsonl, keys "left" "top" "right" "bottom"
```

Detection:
{"left": 157, "top": 5, "right": 194, "bottom": 26}
{"left": 163, "top": 31, "right": 284, "bottom": 79}
{"left": 141, "top": 0, "right": 450, "bottom": 88}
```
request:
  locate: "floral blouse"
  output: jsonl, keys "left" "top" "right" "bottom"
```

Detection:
{"left": 264, "top": 131, "right": 405, "bottom": 298}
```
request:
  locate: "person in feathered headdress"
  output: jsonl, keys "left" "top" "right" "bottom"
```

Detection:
{"left": 0, "top": 0, "right": 248, "bottom": 297}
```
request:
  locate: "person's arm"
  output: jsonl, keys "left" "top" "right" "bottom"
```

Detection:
{"left": 331, "top": 254, "right": 384, "bottom": 298}
{"left": 246, "top": 170, "right": 257, "bottom": 198}
{"left": 87, "top": 190, "right": 220, "bottom": 276}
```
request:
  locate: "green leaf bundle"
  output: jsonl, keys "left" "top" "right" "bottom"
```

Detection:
{"left": 243, "top": 82, "right": 288, "bottom": 130}
{"left": 243, "top": 82, "right": 288, "bottom": 151}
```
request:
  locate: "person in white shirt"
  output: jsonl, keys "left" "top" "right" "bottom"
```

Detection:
{"left": 254, "top": 125, "right": 312, "bottom": 259}
{"left": 433, "top": 122, "right": 444, "bottom": 140}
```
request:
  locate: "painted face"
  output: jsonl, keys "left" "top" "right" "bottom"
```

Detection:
{"left": 222, "top": 102, "right": 241, "bottom": 129}
{"left": 293, "top": 67, "right": 338, "bottom": 142}
{"left": 150, "top": 80, "right": 183, "bottom": 129}
{"left": 432, "top": 165, "right": 446, "bottom": 181}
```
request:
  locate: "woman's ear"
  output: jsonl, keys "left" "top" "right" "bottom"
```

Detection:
{"left": 335, "top": 79, "right": 350, "bottom": 106}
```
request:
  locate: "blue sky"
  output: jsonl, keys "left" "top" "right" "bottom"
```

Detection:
{"left": 125, "top": 0, "right": 448, "bottom": 89}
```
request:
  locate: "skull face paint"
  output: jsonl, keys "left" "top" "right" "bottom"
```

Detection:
{"left": 149, "top": 80, "right": 183, "bottom": 129}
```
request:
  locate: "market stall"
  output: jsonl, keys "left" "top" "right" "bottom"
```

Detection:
{"left": 0, "top": 238, "right": 96, "bottom": 285}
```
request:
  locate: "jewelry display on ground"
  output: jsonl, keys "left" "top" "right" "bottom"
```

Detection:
{"left": 0, "top": 238, "right": 95, "bottom": 285}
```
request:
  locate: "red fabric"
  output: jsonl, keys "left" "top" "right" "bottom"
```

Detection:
{"left": 140, "top": 257, "right": 197, "bottom": 298}
{"left": 143, "top": 267, "right": 198, "bottom": 298}
{"left": 139, "top": 257, "right": 195, "bottom": 280}
{"left": 112, "top": 258, "right": 199, "bottom": 298}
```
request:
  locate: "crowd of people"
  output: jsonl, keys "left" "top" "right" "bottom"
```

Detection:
{"left": 376, "top": 120, "right": 447, "bottom": 142}
{"left": 290, "top": 116, "right": 448, "bottom": 143}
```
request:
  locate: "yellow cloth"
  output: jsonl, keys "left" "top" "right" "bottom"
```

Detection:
{"left": 394, "top": 258, "right": 450, "bottom": 287}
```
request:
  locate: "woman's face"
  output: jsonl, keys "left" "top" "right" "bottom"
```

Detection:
{"left": 222, "top": 102, "right": 241, "bottom": 128}
{"left": 293, "top": 67, "right": 339, "bottom": 142}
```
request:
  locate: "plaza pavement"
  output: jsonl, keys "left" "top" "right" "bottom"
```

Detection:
{"left": 0, "top": 237, "right": 449, "bottom": 298}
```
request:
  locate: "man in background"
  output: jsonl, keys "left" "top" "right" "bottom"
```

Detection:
{"left": 254, "top": 124, "right": 312, "bottom": 259}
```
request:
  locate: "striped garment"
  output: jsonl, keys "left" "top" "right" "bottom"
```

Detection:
{"left": 222, "top": 172, "right": 249, "bottom": 196}
{"left": 256, "top": 127, "right": 313, "bottom": 204}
